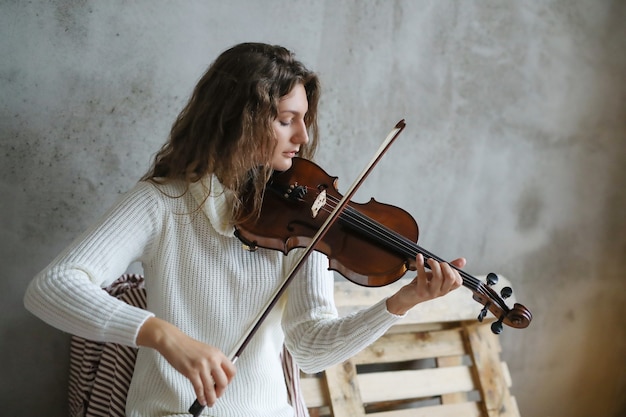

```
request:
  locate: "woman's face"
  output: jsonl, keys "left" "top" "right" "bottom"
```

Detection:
{"left": 270, "top": 83, "right": 309, "bottom": 171}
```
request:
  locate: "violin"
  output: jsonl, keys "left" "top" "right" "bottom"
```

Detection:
{"left": 235, "top": 157, "right": 532, "bottom": 333}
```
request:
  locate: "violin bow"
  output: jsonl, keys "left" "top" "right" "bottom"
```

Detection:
{"left": 188, "top": 119, "right": 406, "bottom": 416}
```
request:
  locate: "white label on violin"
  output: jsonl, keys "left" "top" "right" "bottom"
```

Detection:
{"left": 311, "top": 190, "right": 326, "bottom": 218}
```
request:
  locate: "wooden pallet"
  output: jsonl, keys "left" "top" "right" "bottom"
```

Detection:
{"left": 300, "top": 277, "right": 521, "bottom": 417}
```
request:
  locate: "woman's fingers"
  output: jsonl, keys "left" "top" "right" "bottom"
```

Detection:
{"left": 213, "top": 362, "right": 236, "bottom": 398}
{"left": 193, "top": 358, "right": 237, "bottom": 407}
{"left": 447, "top": 258, "right": 465, "bottom": 290}
{"left": 438, "top": 262, "right": 458, "bottom": 294}
{"left": 418, "top": 255, "right": 464, "bottom": 296}
{"left": 190, "top": 372, "right": 208, "bottom": 407}
{"left": 387, "top": 255, "right": 467, "bottom": 315}
{"left": 200, "top": 371, "right": 217, "bottom": 407}
{"left": 415, "top": 254, "right": 427, "bottom": 279}
{"left": 450, "top": 257, "right": 466, "bottom": 269}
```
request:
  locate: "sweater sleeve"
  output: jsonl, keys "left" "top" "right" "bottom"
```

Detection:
{"left": 281, "top": 251, "right": 404, "bottom": 374}
{"left": 23, "top": 182, "right": 162, "bottom": 347}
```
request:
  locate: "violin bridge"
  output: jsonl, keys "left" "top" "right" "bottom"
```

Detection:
{"left": 311, "top": 190, "right": 326, "bottom": 218}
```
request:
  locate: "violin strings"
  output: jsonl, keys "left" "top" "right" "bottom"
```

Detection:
{"left": 317, "top": 191, "right": 512, "bottom": 313}
{"left": 316, "top": 193, "right": 513, "bottom": 314}
{"left": 310, "top": 188, "right": 494, "bottom": 298}
{"left": 328, "top": 196, "right": 511, "bottom": 310}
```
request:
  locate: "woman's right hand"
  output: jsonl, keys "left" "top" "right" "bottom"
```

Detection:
{"left": 137, "top": 317, "right": 237, "bottom": 407}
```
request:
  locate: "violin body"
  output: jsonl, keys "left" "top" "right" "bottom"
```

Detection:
{"left": 235, "top": 157, "right": 532, "bottom": 332}
{"left": 236, "top": 157, "right": 419, "bottom": 287}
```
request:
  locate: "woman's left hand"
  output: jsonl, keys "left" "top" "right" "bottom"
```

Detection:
{"left": 386, "top": 254, "right": 465, "bottom": 316}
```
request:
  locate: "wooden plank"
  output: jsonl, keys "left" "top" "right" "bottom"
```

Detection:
{"left": 364, "top": 401, "right": 483, "bottom": 417}
{"left": 325, "top": 360, "right": 366, "bottom": 417}
{"left": 436, "top": 355, "right": 469, "bottom": 404}
{"left": 358, "top": 366, "right": 476, "bottom": 403}
{"left": 300, "top": 362, "right": 517, "bottom": 409}
{"left": 300, "top": 376, "right": 327, "bottom": 408}
{"left": 384, "top": 322, "right": 449, "bottom": 334}
{"left": 501, "top": 361, "right": 513, "bottom": 388}
{"left": 464, "top": 324, "right": 519, "bottom": 417}
{"left": 352, "top": 329, "right": 466, "bottom": 365}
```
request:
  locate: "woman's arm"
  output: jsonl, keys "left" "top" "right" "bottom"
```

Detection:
{"left": 282, "top": 252, "right": 463, "bottom": 373}
{"left": 23, "top": 182, "right": 162, "bottom": 346}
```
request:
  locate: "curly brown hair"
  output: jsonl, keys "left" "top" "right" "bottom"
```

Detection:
{"left": 142, "top": 42, "right": 321, "bottom": 223}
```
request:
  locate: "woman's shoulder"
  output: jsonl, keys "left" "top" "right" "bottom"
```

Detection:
{"left": 128, "top": 179, "right": 200, "bottom": 215}
{"left": 129, "top": 179, "right": 189, "bottom": 199}
{"left": 103, "top": 180, "right": 187, "bottom": 218}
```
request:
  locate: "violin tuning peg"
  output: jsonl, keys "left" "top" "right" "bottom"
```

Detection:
{"left": 491, "top": 319, "right": 504, "bottom": 334}
{"left": 284, "top": 183, "right": 306, "bottom": 200}
{"left": 284, "top": 184, "right": 295, "bottom": 198}
{"left": 486, "top": 272, "right": 499, "bottom": 286}
{"left": 501, "top": 286, "right": 513, "bottom": 299}
{"left": 477, "top": 306, "right": 489, "bottom": 322}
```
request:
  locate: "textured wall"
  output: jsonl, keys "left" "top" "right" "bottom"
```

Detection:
{"left": 1, "top": 1, "right": 625, "bottom": 416}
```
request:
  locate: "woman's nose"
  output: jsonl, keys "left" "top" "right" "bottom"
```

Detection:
{"left": 294, "top": 120, "right": 309, "bottom": 144}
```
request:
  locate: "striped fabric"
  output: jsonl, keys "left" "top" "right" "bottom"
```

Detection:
{"left": 68, "top": 274, "right": 309, "bottom": 417}
{"left": 281, "top": 343, "right": 310, "bottom": 417}
{"left": 68, "top": 274, "right": 146, "bottom": 417}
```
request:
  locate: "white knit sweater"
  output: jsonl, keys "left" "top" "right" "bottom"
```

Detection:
{"left": 24, "top": 175, "right": 402, "bottom": 417}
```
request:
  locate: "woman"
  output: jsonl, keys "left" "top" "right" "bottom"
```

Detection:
{"left": 24, "top": 42, "right": 464, "bottom": 417}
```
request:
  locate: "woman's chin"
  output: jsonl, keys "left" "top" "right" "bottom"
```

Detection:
{"left": 271, "top": 159, "right": 293, "bottom": 172}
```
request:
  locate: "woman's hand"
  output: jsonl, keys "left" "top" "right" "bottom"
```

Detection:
{"left": 137, "top": 317, "right": 236, "bottom": 407}
{"left": 386, "top": 254, "right": 465, "bottom": 316}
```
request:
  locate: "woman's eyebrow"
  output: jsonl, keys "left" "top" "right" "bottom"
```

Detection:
{"left": 278, "top": 109, "right": 307, "bottom": 116}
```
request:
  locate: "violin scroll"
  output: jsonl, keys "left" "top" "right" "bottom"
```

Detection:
{"left": 473, "top": 272, "right": 532, "bottom": 334}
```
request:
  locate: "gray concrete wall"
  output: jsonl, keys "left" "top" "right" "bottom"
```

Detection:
{"left": 1, "top": 1, "right": 625, "bottom": 416}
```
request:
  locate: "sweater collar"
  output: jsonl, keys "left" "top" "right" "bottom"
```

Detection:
{"left": 189, "top": 175, "right": 235, "bottom": 237}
